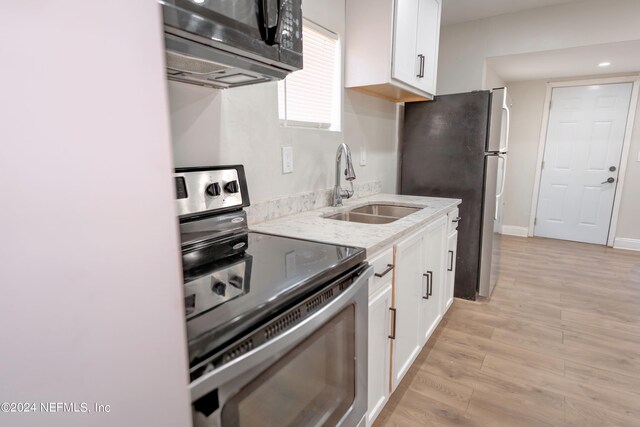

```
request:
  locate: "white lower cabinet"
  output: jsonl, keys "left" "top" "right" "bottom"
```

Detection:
{"left": 390, "top": 230, "right": 424, "bottom": 390}
{"left": 419, "top": 216, "right": 446, "bottom": 345}
{"left": 366, "top": 208, "right": 459, "bottom": 426}
{"left": 367, "top": 249, "right": 394, "bottom": 426}
{"left": 444, "top": 230, "right": 458, "bottom": 311}
{"left": 443, "top": 208, "right": 459, "bottom": 312}
{"left": 367, "top": 282, "right": 392, "bottom": 426}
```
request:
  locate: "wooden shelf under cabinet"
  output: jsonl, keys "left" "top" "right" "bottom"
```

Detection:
{"left": 349, "top": 84, "right": 431, "bottom": 103}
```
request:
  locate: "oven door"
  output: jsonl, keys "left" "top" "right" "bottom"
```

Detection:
{"left": 190, "top": 265, "right": 372, "bottom": 427}
{"left": 162, "top": 0, "right": 303, "bottom": 71}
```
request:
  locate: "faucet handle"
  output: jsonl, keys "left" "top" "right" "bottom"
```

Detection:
{"left": 341, "top": 180, "right": 355, "bottom": 199}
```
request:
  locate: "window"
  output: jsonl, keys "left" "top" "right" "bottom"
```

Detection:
{"left": 278, "top": 21, "right": 341, "bottom": 130}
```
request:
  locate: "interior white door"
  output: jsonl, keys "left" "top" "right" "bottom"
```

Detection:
{"left": 535, "top": 83, "right": 633, "bottom": 244}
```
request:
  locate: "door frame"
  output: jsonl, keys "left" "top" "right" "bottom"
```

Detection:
{"left": 527, "top": 76, "right": 640, "bottom": 246}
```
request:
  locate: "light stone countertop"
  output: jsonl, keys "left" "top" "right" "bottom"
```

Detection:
{"left": 250, "top": 193, "right": 461, "bottom": 256}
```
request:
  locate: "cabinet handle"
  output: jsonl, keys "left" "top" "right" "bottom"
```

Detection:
{"left": 448, "top": 250, "right": 454, "bottom": 272}
{"left": 388, "top": 307, "right": 397, "bottom": 340}
{"left": 452, "top": 217, "right": 461, "bottom": 223}
{"left": 422, "top": 272, "right": 432, "bottom": 299}
{"left": 374, "top": 264, "right": 394, "bottom": 278}
{"left": 416, "top": 54, "right": 425, "bottom": 78}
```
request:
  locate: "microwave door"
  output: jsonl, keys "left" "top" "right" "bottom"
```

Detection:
{"left": 164, "top": 0, "right": 281, "bottom": 62}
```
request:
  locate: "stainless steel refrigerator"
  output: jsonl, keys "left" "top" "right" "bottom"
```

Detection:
{"left": 401, "top": 89, "right": 510, "bottom": 300}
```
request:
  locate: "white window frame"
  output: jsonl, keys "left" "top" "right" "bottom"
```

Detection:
{"left": 278, "top": 19, "right": 342, "bottom": 132}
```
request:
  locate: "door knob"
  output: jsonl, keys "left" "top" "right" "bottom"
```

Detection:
{"left": 601, "top": 177, "right": 615, "bottom": 184}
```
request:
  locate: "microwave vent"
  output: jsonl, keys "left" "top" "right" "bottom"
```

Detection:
{"left": 166, "top": 50, "right": 230, "bottom": 76}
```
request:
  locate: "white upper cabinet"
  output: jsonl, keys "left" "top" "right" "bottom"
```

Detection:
{"left": 346, "top": 0, "right": 442, "bottom": 102}
{"left": 414, "top": 0, "right": 441, "bottom": 95}
{"left": 391, "top": 0, "right": 420, "bottom": 88}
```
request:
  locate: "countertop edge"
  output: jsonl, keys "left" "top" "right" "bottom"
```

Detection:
{"left": 365, "top": 203, "right": 460, "bottom": 257}
{"left": 250, "top": 194, "right": 462, "bottom": 257}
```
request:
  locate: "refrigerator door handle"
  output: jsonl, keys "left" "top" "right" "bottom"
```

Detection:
{"left": 502, "top": 105, "right": 510, "bottom": 153}
{"left": 496, "top": 154, "right": 507, "bottom": 198}
{"left": 495, "top": 154, "right": 507, "bottom": 220}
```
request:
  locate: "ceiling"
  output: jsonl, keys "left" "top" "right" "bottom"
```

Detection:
{"left": 441, "top": 0, "right": 586, "bottom": 25}
{"left": 486, "top": 40, "right": 640, "bottom": 82}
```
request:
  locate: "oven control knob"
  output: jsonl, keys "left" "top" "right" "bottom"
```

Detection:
{"left": 206, "top": 182, "right": 221, "bottom": 197}
{"left": 212, "top": 281, "right": 226, "bottom": 296}
{"left": 224, "top": 180, "right": 240, "bottom": 194}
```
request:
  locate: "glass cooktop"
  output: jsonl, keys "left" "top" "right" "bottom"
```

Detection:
{"left": 183, "top": 231, "right": 365, "bottom": 367}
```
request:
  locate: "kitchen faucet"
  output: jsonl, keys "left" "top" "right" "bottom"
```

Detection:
{"left": 332, "top": 143, "right": 356, "bottom": 207}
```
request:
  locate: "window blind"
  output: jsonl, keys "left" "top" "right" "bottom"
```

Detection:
{"left": 278, "top": 22, "right": 340, "bottom": 129}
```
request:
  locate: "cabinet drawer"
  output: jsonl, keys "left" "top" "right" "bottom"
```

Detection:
{"left": 447, "top": 208, "right": 461, "bottom": 233}
{"left": 368, "top": 248, "right": 394, "bottom": 297}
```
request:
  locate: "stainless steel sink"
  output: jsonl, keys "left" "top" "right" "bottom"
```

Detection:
{"left": 324, "top": 204, "right": 422, "bottom": 224}
{"left": 349, "top": 204, "right": 420, "bottom": 218}
{"left": 324, "top": 212, "right": 398, "bottom": 224}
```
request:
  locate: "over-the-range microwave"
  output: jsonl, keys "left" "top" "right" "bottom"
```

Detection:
{"left": 161, "top": 0, "right": 303, "bottom": 89}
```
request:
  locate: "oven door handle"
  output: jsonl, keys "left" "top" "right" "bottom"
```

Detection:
{"left": 189, "top": 264, "right": 373, "bottom": 402}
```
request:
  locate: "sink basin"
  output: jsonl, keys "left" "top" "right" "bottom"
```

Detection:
{"left": 324, "top": 212, "right": 398, "bottom": 224}
{"left": 350, "top": 204, "right": 421, "bottom": 218}
{"left": 324, "top": 204, "right": 422, "bottom": 224}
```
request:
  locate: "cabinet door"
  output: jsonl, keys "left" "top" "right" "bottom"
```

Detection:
{"left": 391, "top": 0, "right": 420, "bottom": 87}
{"left": 420, "top": 216, "right": 446, "bottom": 344}
{"left": 367, "top": 283, "right": 392, "bottom": 426}
{"left": 414, "top": 0, "right": 441, "bottom": 95}
{"left": 391, "top": 229, "right": 423, "bottom": 390}
{"left": 444, "top": 230, "right": 458, "bottom": 312}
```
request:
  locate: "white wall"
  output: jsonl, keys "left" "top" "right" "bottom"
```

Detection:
{"left": 438, "top": 0, "right": 640, "bottom": 94}
{"left": 168, "top": 0, "right": 399, "bottom": 203}
{"left": 483, "top": 63, "right": 506, "bottom": 91}
{"left": 503, "top": 76, "right": 640, "bottom": 242}
{"left": 0, "top": 3, "right": 191, "bottom": 426}
{"left": 617, "top": 87, "right": 640, "bottom": 241}
{"left": 502, "top": 80, "right": 549, "bottom": 229}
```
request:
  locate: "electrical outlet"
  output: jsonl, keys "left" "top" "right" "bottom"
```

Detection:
{"left": 282, "top": 146, "right": 294, "bottom": 174}
{"left": 359, "top": 146, "right": 367, "bottom": 166}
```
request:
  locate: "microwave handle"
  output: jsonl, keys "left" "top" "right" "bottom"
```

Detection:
{"left": 262, "top": 0, "right": 281, "bottom": 45}
{"left": 189, "top": 264, "right": 373, "bottom": 402}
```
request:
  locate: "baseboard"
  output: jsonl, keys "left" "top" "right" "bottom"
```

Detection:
{"left": 613, "top": 238, "right": 640, "bottom": 251}
{"left": 501, "top": 225, "right": 529, "bottom": 237}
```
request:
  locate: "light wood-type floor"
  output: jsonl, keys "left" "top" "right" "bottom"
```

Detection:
{"left": 374, "top": 235, "right": 640, "bottom": 427}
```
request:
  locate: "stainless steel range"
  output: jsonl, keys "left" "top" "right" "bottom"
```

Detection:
{"left": 176, "top": 166, "right": 372, "bottom": 427}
